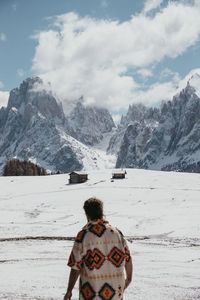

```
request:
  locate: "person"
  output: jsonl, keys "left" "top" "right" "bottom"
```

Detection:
{"left": 64, "top": 197, "right": 133, "bottom": 300}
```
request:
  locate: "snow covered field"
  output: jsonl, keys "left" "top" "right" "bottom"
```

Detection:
{"left": 0, "top": 169, "right": 200, "bottom": 299}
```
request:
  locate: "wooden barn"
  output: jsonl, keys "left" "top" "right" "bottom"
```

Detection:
{"left": 69, "top": 172, "right": 88, "bottom": 184}
{"left": 112, "top": 170, "right": 126, "bottom": 179}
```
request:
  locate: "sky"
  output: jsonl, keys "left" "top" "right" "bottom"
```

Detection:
{"left": 0, "top": 0, "right": 200, "bottom": 120}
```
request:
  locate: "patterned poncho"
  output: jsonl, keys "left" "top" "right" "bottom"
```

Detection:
{"left": 67, "top": 219, "right": 131, "bottom": 300}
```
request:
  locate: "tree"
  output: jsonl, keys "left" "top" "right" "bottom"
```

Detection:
{"left": 3, "top": 159, "right": 47, "bottom": 176}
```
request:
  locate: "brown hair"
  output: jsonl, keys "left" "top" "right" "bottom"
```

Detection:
{"left": 83, "top": 197, "right": 104, "bottom": 220}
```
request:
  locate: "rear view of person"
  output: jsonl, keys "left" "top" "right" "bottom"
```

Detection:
{"left": 64, "top": 197, "right": 133, "bottom": 300}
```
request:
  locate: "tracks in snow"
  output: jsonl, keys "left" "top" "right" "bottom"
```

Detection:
{"left": 0, "top": 235, "right": 199, "bottom": 247}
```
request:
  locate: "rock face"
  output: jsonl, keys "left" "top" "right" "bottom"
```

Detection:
{"left": 0, "top": 77, "right": 115, "bottom": 173}
{"left": 107, "top": 104, "right": 160, "bottom": 155}
{"left": 67, "top": 100, "right": 115, "bottom": 146}
{"left": 2, "top": 74, "right": 200, "bottom": 174}
{"left": 114, "top": 74, "right": 200, "bottom": 172}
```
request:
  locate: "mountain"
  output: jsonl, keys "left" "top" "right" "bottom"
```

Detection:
{"left": 114, "top": 73, "right": 200, "bottom": 172}
{"left": 0, "top": 77, "right": 115, "bottom": 173}
{"left": 67, "top": 99, "right": 115, "bottom": 146}
{"left": 107, "top": 103, "right": 160, "bottom": 155}
{"left": 2, "top": 74, "right": 200, "bottom": 174}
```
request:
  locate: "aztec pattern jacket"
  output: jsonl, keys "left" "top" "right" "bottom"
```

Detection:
{"left": 68, "top": 219, "right": 131, "bottom": 300}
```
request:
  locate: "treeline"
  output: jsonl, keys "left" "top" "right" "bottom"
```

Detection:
{"left": 3, "top": 159, "right": 47, "bottom": 176}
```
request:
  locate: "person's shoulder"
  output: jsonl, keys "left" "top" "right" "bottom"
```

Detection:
{"left": 106, "top": 223, "right": 124, "bottom": 237}
{"left": 116, "top": 227, "right": 124, "bottom": 237}
{"left": 75, "top": 228, "right": 87, "bottom": 243}
{"left": 74, "top": 221, "right": 97, "bottom": 243}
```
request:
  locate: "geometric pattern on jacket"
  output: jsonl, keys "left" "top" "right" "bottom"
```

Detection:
{"left": 67, "top": 219, "right": 132, "bottom": 300}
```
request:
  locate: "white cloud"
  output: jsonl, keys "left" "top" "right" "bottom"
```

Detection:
{"left": 32, "top": 1, "right": 200, "bottom": 111}
{"left": 177, "top": 68, "right": 200, "bottom": 91}
{"left": 143, "top": 0, "right": 164, "bottom": 14}
{"left": 17, "top": 69, "right": 25, "bottom": 77}
{"left": 137, "top": 69, "right": 153, "bottom": 79}
{"left": 0, "top": 33, "right": 7, "bottom": 42}
{"left": 131, "top": 68, "right": 200, "bottom": 106}
{"left": 160, "top": 68, "right": 180, "bottom": 82}
{"left": 0, "top": 91, "right": 9, "bottom": 108}
{"left": 132, "top": 81, "right": 178, "bottom": 106}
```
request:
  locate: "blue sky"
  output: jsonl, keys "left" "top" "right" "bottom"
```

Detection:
{"left": 0, "top": 0, "right": 200, "bottom": 118}
{"left": 0, "top": 0, "right": 143, "bottom": 90}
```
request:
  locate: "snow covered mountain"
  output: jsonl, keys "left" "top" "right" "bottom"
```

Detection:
{"left": 2, "top": 74, "right": 200, "bottom": 174}
{"left": 0, "top": 77, "right": 115, "bottom": 173}
{"left": 107, "top": 103, "right": 160, "bottom": 155}
{"left": 67, "top": 99, "right": 115, "bottom": 146}
{"left": 114, "top": 73, "right": 200, "bottom": 172}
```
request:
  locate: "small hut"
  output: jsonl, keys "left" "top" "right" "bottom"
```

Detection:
{"left": 69, "top": 172, "right": 88, "bottom": 184}
{"left": 112, "top": 170, "right": 126, "bottom": 179}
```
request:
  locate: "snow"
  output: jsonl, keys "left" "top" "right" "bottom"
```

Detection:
{"left": 189, "top": 73, "right": 200, "bottom": 98}
{"left": 149, "top": 152, "right": 179, "bottom": 170}
{"left": 0, "top": 169, "right": 200, "bottom": 299}
{"left": 92, "top": 131, "right": 115, "bottom": 151}
{"left": 11, "top": 107, "right": 18, "bottom": 113}
{"left": 60, "top": 133, "right": 116, "bottom": 170}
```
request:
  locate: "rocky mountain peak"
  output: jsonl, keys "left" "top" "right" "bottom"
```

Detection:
{"left": 115, "top": 78, "right": 200, "bottom": 172}
{"left": 108, "top": 103, "right": 160, "bottom": 155}
{"left": 7, "top": 77, "right": 65, "bottom": 126}
{"left": 186, "top": 73, "right": 200, "bottom": 98}
{"left": 188, "top": 72, "right": 200, "bottom": 85}
{"left": 8, "top": 77, "right": 42, "bottom": 109}
{"left": 0, "top": 77, "right": 116, "bottom": 173}
{"left": 67, "top": 100, "right": 115, "bottom": 146}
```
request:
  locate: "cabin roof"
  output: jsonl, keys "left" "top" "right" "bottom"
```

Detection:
{"left": 112, "top": 172, "right": 126, "bottom": 175}
{"left": 69, "top": 172, "right": 88, "bottom": 176}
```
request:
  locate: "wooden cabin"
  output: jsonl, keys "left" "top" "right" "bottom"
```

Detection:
{"left": 112, "top": 171, "right": 126, "bottom": 179}
{"left": 69, "top": 172, "right": 88, "bottom": 184}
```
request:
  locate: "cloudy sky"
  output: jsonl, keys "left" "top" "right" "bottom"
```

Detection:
{"left": 0, "top": 0, "right": 200, "bottom": 119}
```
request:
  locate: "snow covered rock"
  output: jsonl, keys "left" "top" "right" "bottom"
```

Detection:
{"left": 67, "top": 100, "right": 115, "bottom": 146}
{"left": 115, "top": 74, "right": 200, "bottom": 172}
{"left": 0, "top": 77, "right": 115, "bottom": 173}
{"left": 108, "top": 103, "right": 160, "bottom": 157}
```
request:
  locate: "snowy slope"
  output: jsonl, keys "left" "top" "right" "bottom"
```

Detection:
{"left": 0, "top": 169, "right": 199, "bottom": 299}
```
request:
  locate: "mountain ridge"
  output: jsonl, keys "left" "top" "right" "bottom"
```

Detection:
{"left": 114, "top": 74, "right": 200, "bottom": 172}
{"left": 1, "top": 74, "right": 200, "bottom": 173}
{"left": 0, "top": 77, "right": 116, "bottom": 173}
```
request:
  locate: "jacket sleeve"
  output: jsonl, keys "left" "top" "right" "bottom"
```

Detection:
{"left": 123, "top": 238, "right": 131, "bottom": 262}
{"left": 117, "top": 228, "right": 132, "bottom": 262}
{"left": 67, "top": 230, "right": 85, "bottom": 271}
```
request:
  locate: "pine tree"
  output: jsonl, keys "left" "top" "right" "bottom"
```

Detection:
{"left": 3, "top": 159, "right": 47, "bottom": 176}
